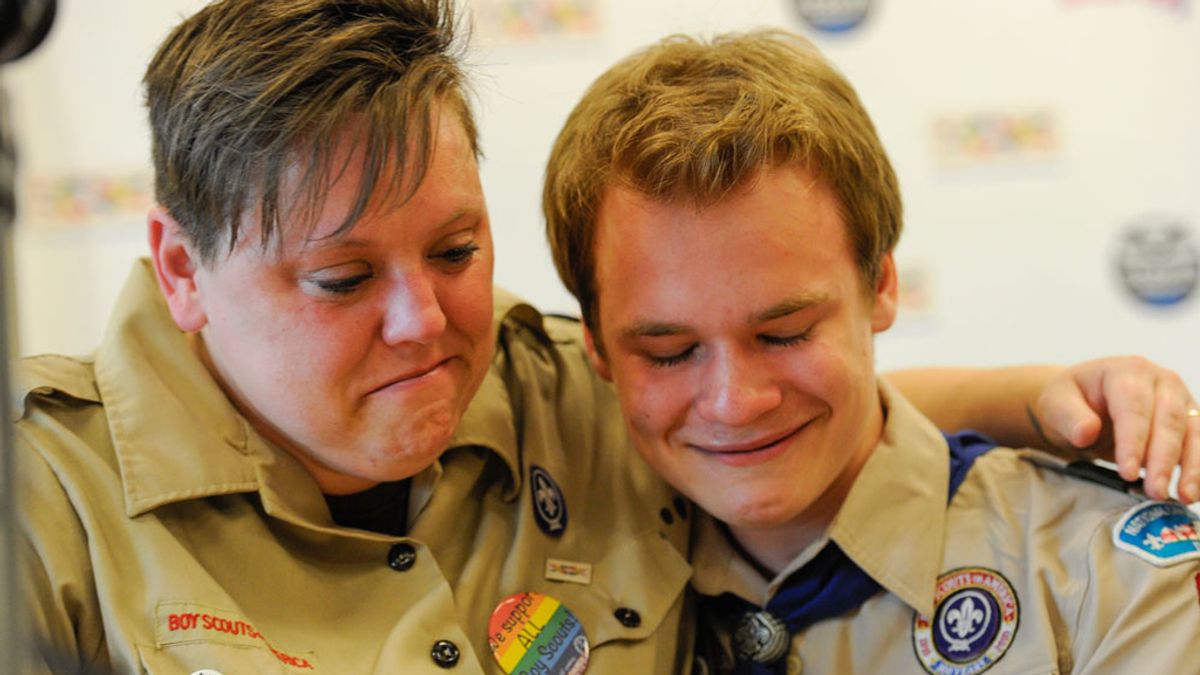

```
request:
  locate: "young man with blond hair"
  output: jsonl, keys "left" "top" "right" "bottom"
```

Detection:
{"left": 545, "top": 30, "right": 1200, "bottom": 673}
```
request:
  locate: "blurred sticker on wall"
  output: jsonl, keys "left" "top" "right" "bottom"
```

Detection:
{"left": 22, "top": 171, "right": 154, "bottom": 227}
{"left": 790, "top": 0, "right": 873, "bottom": 33}
{"left": 471, "top": 0, "right": 602, "bottom": 44}
{"left": 1115, "top": 216, "right": 1198, "bottom": 307}
{"left": 1062, "top": 0, "right": 1187, "bottom": 13}
{"left": 897, "top": 259, "right": 935, "bottom": 319}
{"left": 931, "top": 109, "right": 1059, "bottom": 167}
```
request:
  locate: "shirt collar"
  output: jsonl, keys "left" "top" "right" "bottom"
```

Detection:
{"left": 690, "top": 380, "right": 950, "bottom": 617}
{"left": 94, "top": 259, "right": 266, "bottom": 518}
{"left": 826, "top": 379, "right": 949, "bottom": 617}
{"left": 439, "top": 285, "right": 544, "bottom": 502}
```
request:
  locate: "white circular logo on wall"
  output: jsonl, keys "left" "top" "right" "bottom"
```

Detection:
{"left": 791, "top": 0, "right": 873, "bottom": 33}
{"left": 1115, "top": 216, "right": 1198, "bottom": 307}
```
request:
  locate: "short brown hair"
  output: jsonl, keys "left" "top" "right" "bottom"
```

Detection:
{"left": 544, "top": 30, "right": 901, "bottom": 333}
{"left": 144, "top": 0, "right": 477, "bottom": 261}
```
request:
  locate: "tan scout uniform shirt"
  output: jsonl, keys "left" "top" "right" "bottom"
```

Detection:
{"left": 693, "top": 382, "right": 1200, "bottom": 674}
{"left": 16, "top": 260, "right": 694, "bottom": 675}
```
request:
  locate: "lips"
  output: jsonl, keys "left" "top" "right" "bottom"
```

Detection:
{"left": 367, "top": 357, "right": 454, "bottom": 395}
{"left": 685, "top": 422, "right": 808, "bottom": 466}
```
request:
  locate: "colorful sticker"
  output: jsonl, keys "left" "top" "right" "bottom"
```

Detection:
{"left": 545, "top": 558, "right": 593, "bottom": 585}
{"left": 488, "top": 592, "right": 589, "bottom": 675}
{"left": 1112, "top": 501, "right": 1200, "bottom": 567}
{"left": 530, "top": 465, "right": 568, "bottom": 537}
{"left": 913, "top": 567, "right": 1019, "bottom": 675}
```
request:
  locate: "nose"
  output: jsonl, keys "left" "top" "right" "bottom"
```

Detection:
{"left": 694, "top": 347, "right": 782, "bottom": 427}
{"left": 380, "top": 272, "right": 447, "bottom": 346}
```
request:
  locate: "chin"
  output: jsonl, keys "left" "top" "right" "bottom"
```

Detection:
{"left": 691, "top": 495, "right": 772, "bottom": 530}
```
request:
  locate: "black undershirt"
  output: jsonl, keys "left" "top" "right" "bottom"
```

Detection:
{"left": 323, "top": 480, "right": 411, "bottom": 537}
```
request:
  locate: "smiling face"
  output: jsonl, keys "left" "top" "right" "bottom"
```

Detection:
{"left": 586, "top": 163, "right": 897, "bottom": 544}
{"left": 161, "top": 110, "right": 494, "bottom": 494}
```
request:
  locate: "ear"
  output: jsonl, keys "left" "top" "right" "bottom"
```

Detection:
{"left": 582, "top": 323, "right": 612, "bottom": 381}
{"left": 870, "top": 252, "right": 899, "bottom": 333}
{"left": 148, "top": 206, "right": 209, "bottom": 332}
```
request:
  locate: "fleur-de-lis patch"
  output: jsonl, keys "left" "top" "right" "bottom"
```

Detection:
{"left": 529, "top": 465, "right": 567, "bottom": 538}
{"left": 913, "top": 567, "right": 1019, "bottom": 674}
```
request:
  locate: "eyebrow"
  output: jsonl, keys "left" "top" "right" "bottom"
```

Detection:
{"left": 752, "top": 294, "right": 829, "bottom": 323}
{"left": 302, "top": 207, "right": 476, "bottom": 251}
{"left": 619, "top": 294, "right": 830, "bottom": 340}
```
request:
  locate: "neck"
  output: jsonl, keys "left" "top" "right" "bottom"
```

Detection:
{"left": 729, "top": 397, "right": 886, "bottom": 576}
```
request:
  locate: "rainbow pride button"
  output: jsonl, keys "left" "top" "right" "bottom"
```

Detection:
{"left": 487, "top": 592, "right": 590, "bottom": 674}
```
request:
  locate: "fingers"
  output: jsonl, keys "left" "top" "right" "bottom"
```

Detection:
{"left": 1100, "top": 359, "right": 1155, "bottom": 483}
{"left": 1178, "top": 407, "right": 1200, "bottom": 503}
{"left": 1139, "top": 378, "right": 1188, "bottom": 499}
{"left": 1041, "top": 355, "right": 1196, "bottom": 501}
{"left": 1033, "top": 382, "right": 1102, "bottom": 450}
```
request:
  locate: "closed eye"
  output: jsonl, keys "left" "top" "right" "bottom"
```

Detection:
{"left": 308, "top": 272, "right": 372, "bottom": 296}
{"left": 646, "top": 344, "right": 697, "bottom": 368}
{"left": 759, "top": 331, "right": 810, "bottom": 347}
{"left": 432, "top": 243, "right": 481, "bottom": 268}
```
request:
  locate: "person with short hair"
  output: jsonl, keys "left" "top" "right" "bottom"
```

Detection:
{"left": 544, "top": 29, "right": 1200, "bottom": 674}
{"left": 15, "top": 2, "right": 1197, "bottom": 673}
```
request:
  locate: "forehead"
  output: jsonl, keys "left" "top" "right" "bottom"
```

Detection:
{"left": 594, "top": 165, "right": 849, "bottom": 270}
{"left": 240, "top": 111, "right": 481, "bottom": 257}
{"left": 590, "top": 164, "right": 858, "bottom": 323}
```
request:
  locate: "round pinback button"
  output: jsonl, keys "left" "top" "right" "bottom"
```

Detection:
{"left": 488, "top": 592, "right": 590, "bottom": 675}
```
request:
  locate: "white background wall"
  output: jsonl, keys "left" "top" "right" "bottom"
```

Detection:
{"left": 3, "top": 0, "right": 1197, "bottom": 387}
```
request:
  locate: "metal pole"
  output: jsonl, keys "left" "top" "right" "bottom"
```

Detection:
{"left": 0, "top": 81, "right": 27, "bottom": 675}
{"left": 2, "top": 2, "right": 60, "bottom": 668}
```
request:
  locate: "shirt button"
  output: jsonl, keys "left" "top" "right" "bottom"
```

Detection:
{"left": 613, "top": 607, "right": 641, "bottom": 628}
{"left": 387, "top": 543, "right": 417, "bottom": 571}
{"left": 431, "top": 640, "right": 460, "bottom": 668}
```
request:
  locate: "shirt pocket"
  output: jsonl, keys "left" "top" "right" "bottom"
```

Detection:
{"left": 138, "top": 641, "right": 297, "bottom": 675}
{"left": 544, "top": 528, "right": 692, "bottom": 651}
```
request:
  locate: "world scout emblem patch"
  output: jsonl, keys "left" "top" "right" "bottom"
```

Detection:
{"left": 913, "top": 567, "right": 1019, "bottom": 675}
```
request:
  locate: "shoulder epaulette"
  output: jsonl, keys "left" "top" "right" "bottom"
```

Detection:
{"left": 1019, "top": 450, "right": 1142, "bottom": 495}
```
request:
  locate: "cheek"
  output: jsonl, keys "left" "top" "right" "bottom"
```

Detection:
{"left": 440, "top": 272, "right": 494, "bottom": 340}
{"left": 617, "top": 367, "right": 692, "bottom": 436}
{"left": 253, "top": 304, "right": 377, "bottom": 395}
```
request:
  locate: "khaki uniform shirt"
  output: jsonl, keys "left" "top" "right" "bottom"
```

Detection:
{"left": 16, "top": 260, "right": 694, "bottom": 674}
{"left": 693, "top": 382, "right": 1200, "bottom": 674}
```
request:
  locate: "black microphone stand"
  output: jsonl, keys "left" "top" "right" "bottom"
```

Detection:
{"left": 1, "top": 0, "right": 58, "bottom": 671}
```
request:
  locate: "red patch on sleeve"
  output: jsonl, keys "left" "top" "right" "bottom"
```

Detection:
{"left": 1194, "top": 573, "right": 1200, "bottom": 607}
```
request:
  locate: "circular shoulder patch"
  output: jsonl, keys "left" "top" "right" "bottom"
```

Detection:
{"left": 912, "top": 567, "right": 1019, "bottom": 675}
{"left": 530, "top": 465, "right": 568, "bottom": 537}
{"left": 488, "top": 592, "right": 589, "bottom": 675}
{"left": 1112, "top": 500, "right": 1200, "bottom": 567}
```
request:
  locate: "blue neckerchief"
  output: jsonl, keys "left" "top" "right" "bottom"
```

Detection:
{"left": 723, "top": 430, "right": 998, "bottom": 674}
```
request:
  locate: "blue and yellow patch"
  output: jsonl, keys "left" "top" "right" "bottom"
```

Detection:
{"left": 1112, "top": 501, "right": 1200, "bottom": 567}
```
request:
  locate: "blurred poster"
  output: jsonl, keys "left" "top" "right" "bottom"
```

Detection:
{"left": 897, "top": 259, "right": 935, "bottom": 320}
{"left": 471, "top": 0, "right": 603, "bottom": 44}
{"left": 931, "top": 109, "right": 1060, "bottom": 167}
{"left": 1114, "top": 215, "right": 1198, "bottom": 307}
{"left": 1062, "top": 0, "right": 1187, "bottom": 12}
{"left": 22, "top": 171, "right": 153, "bottom": 227}
{"left": 789, "top": 0, "right": 873, "bottom": 34}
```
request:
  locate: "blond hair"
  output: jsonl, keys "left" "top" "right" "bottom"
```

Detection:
{"left": 544, "top": 30, "right": 901, "bottom": 332}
